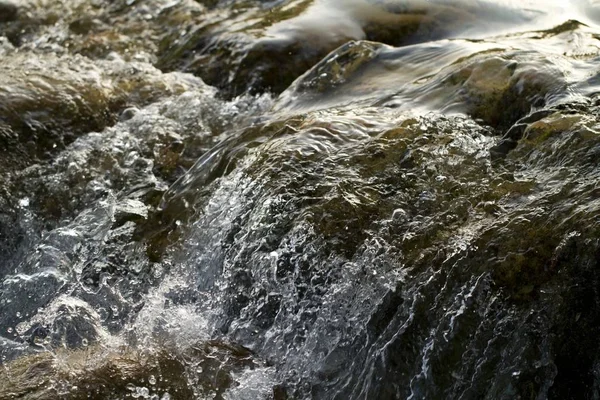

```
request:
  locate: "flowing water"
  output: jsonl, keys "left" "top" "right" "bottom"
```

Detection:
{"left": 1, "top": 0, "right": 600, "bottom": 399}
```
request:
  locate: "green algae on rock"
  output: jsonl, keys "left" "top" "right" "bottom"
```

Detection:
{"left": 0, "top": 53, "right": 206, "bottom": 168}
{"left": 156, "top": 0, "right": 544, "bottom": 98}
{"left": 146, "top": 91, "right": 600, "bottom": 398}
{"left": 277, "top": 19, "right": 600, "bottom": 128}
{"left": 0, "top": 340, "right": 261, "bottom": 400}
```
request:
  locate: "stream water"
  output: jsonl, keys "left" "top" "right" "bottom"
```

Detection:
{"left": 2, "top": 0, "right": 600, "bottom": 399}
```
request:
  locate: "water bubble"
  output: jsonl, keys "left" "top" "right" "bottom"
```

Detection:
{"left": 134, "top": 387, "right": 150, "bottom": 398}
{"left": 98, "top": 307, "right": 108, "bottom": 321}
{"left": 391, "top": 208, "right": 407, "bottom": 222}
{"left": 152, "top": 265, "right": 164, "bottom": 278}
{"left": 148, "top": 375, "right": 157, "bottom": 385}
{"left": 82, "top": 339, "right": 88, "bottom": 347}
{"left": 119, "top": 107, "right": 139, "bottom": 122}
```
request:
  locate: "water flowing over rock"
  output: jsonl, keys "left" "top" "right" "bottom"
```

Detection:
{"left": 2, "top": 1, "right": 600, "bottom": 399}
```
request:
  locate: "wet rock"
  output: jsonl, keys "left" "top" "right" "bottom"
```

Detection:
{"left": 437, "top": 54, "right": 562, "bottom": 130}
{"left": 0, "top": 81, "right": 258, "bottom": 271}
{"left": 155, "top": 0, "right": 326, "bottom": 98}
{"left": 0, "top": 207, "right": 24, "bottom": 277}
{"left": 0, "top": 53, "right": 204, "bottom": 171}
{"left": 283, "top": 40, "right": 384, "bottom": 96}
{"left": 0, "top": 0, "right": 558, "bottom": 100}
{"left": 278, "top": 21, "right": 597, "bottom": 127}
{"left": 0, "top": 1, "right": 17, "bottom": 23}
{"left": 2, "top": 1, "right": 600, "bottom": 399}
{"left": 158, "top": 0, "right": 544, "bottom": 98}
{"left": 151, "top": 89, "right": 600, "bottom": 398}
{"left": 0, "top": 271, "right": 68, "bottom": 330}
{"left": 0, "top": 340, "right": 261, "bottom": 400}
{"left": 0, "top": 0, "right": 208, "bottom": 59}
{"left": 0, "top": 35, "right": 13, "bottom": 56}
{"left": 113, "top": 199, "right": 149, "bottom": 229}
{"left": 68, "top": 16, "right": 104, "bottom": 35}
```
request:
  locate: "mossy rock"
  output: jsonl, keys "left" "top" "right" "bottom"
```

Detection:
{"left": 0, "top": 0, "right": 212, "bottom": 62}
{"left": 0, "top": 340, "right": 260, "bottom": 399}
{"left": 0, "top": 53, "right": 202, "bottom": 170}
{"left": 156, "top": 0, "right": 341, "bottom": 98}
{"left": 155, "top": 0, "right": 496, "bottom": 98}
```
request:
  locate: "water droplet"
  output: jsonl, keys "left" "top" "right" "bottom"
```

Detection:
{"left": 148, "top": 375, "right": 157, "bottom": 385}
{"left": 82, "top": 339, "right": 88, "bottom": 347}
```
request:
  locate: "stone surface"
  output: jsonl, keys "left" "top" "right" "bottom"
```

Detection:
{"left": 0, "top": 1, "right": 17, "bottom": 23}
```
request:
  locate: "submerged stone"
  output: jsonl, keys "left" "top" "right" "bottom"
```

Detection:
{"left": 0, "top": 340, "right": 261, "bottom": 399}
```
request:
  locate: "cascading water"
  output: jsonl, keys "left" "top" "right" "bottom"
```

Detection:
{"left": 2, "top": 0, "right": 600, "bottom": 399}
